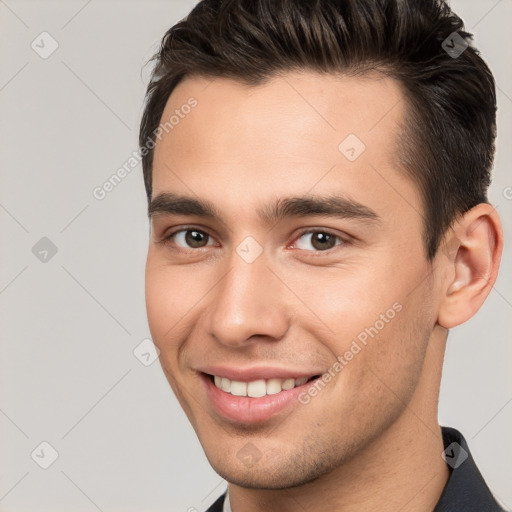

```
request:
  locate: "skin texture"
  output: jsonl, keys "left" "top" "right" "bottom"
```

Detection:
{"left": 145, "top": 72, "right": 502, "bottom": 511}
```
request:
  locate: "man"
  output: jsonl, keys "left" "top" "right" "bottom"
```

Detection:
{"left": 140, "top": 0, "right": 505, "bottom": 510}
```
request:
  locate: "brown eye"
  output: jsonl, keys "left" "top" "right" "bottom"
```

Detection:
{"left": 184, "top": 230, "right": 209, "bottom": 248}
{"left": 165, "top": 229, "right": 214, "bottom": 249}
{"left": 294, "top": 231, "right": 342, "bottom": 251}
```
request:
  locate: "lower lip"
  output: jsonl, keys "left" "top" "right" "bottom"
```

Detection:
{"left": 201, "top": 373, "right": 316, "bottom": 424}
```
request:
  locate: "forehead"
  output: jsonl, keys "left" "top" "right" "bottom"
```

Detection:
{"left": 157, "top": 71, "right": 404, "bottom": 157}
{"left": 151, "top": 71, "right": 419, "bottom": 224}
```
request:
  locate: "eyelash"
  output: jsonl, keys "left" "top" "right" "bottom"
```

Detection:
{"left": 159, "top": 226, "right": 348, "bottom": 254}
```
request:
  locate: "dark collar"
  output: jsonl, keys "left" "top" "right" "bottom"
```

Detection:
{"left": 205, "top": 493, "right": 225, "bottom": 512}
{"left": 205, "top": 427, "right": 505, "bottom": 512}
{"left": 434, "top": 426, "right": 505, "bottom": 511}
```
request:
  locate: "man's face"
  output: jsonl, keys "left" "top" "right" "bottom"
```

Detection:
{"left": 146, "top": 72, "right": 443, "bottom": 488}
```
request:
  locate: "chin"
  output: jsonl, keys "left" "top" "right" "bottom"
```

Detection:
{"left": 203, "top": 439, "right": 349, "bottom": 490}
{"left": 212, "top": 463, "right": 324, "bottom": 490}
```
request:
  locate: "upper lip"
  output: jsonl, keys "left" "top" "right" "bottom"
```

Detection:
{"left": 196, "top": 365, "right": 323, "bottom": 382}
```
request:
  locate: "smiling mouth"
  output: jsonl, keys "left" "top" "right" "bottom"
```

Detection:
{"left": 206, "top": 373, "right": 320, "bottom": 398}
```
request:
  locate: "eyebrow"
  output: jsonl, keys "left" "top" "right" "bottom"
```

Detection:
{"left": 148, "top": 192, "right": 380, "bottom": 225}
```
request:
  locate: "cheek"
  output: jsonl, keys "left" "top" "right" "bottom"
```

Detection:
{"left": 325, "top": 304, "right": 431, "bottom": 449}
{"left": 277, "top": 262, "right": 397, "bottom": 342}
{"left": 145, "top": 259, "right": 189, "bottom": 353}
{"left": 353, "top": 289, "right": 432, "bottom": 410}
{"left": 145, "top": 261, "right": 200, "bottom": 412}
{"left": 290, "top": 260, "right": 431, "bottom": 395}
{"left": 145, "top": 267, "right": 170, "bottom": 345}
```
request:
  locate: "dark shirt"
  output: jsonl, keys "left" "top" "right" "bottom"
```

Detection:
{"left": 204, "top": 427, "right": 505, "bottom": 511}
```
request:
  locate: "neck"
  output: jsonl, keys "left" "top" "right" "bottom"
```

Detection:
{"left": 228, "top": 329, "right": 450, "bottom": 512}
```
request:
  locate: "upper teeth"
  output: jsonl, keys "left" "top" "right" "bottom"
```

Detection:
{"left": 213, "top": 375, "right": 309, "bottom": 397}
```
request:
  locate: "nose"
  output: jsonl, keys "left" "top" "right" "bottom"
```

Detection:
{"left": 204, "top": 248, "right": 289, "bottom": 348}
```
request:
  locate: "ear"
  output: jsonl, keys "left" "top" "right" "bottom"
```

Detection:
{"left": 437, "top": 203, "right": 503, "bottom": 329}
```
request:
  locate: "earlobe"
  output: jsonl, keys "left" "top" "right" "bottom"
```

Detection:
{"left": 437, "top": 204, "right": 503, "bottom": 329}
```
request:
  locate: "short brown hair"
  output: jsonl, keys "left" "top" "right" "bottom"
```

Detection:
{"left": 139, "top": 0, "right": 497, "bottom": 259}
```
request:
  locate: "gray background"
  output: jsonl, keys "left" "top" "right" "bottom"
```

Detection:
{"left": 0, "top": 0, "right": 510, "bottom": 511}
